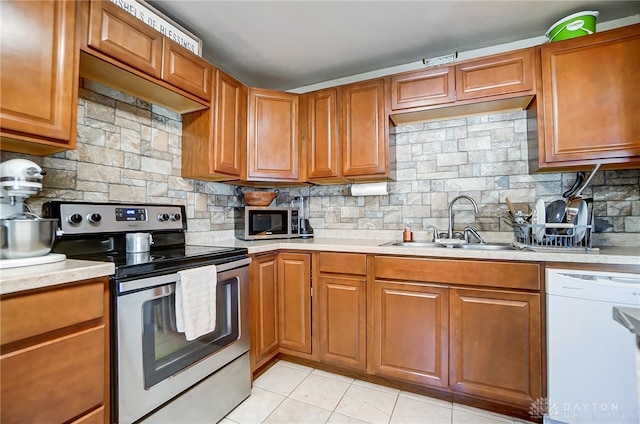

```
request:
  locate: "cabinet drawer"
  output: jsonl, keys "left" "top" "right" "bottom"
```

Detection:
{"left": 1, "top": 280, "right": 104, "bottom": 345}
{"left": 163, "top": 41, "right": 212, "bottom": 101}
{"left": 373, "top": 256, "right": 540, "bottom": 290}
{"left": 319, "top": 252, "right": 367, "bottom": 275}
{"left": 1, "top": 325, "right": 105, "bottom": 424}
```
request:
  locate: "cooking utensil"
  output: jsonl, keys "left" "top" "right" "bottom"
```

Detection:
{"left": 126, "top": 232, "right": 153, "bottom": 253}
{"left": 545, "top": 199, "right": 567, "bottom": 223}
{"left": 505, "top": 197, "right": 518, "bottom": 217}
{"left": 562, "top": 171, "right": 585, "bottom": 198}
{"left": 566, "top": 163, "right": 601, "bottom": 222}
{"left": 0, "top": 212, "right": 57, "bottom": 259}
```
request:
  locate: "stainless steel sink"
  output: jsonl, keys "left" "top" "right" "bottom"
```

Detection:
{"left": 380, "top": 241, "right": 447, "bottom": 248}
{"left": 453, "top": 243, "right": 515, "bottom": 251}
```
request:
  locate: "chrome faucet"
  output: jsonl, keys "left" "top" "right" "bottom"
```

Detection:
{"left": 447, "top": 195, "right": 479, "bottom": 239}
{"left": 424, "top": 225, "right": 439, "bottom": 242}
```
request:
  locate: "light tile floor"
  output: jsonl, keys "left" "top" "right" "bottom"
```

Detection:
{"left": 222, "top": 360, "right": 536, "bottom": 424}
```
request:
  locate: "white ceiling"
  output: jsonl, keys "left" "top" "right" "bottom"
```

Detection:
{"left": 148, "top": 1, "right": 640, "bottom": 91}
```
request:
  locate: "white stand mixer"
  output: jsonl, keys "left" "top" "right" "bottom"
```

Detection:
{"left": 0, "top": 158, "right": 46, "bottom": 218}
{"left": 0, "top": 159, "right": 66, "bottom": 268}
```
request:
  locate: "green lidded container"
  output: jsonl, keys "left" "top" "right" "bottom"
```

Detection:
{"left": 545, "top": 11, "right": 599, "bottom": 42}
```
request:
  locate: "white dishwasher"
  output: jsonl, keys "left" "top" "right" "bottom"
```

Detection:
{"left": 545, "top": 268, "right": 640, "bottom": 424}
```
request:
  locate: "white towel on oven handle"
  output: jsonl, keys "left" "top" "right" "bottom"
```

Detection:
{"left": 175, "top": 264, "right": 217, "bottom": 341}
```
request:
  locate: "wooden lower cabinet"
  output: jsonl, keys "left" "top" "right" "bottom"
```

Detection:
{"left": 278, "top": 252, "right": 312, "bottom": 354}
{"left": 0, "top": 278, "right": 109, "bottom": 424}
{"left": 449, "top": 287, "right": 542, "bottom": 408}
{"left": 370, "top": 280, "right": 449, "bottom": 388}
{"left": 250, "top": 253, "right": 279, "bottom": 371}
{"left": 317, "top": 252, "right": 367, "bottom": 371}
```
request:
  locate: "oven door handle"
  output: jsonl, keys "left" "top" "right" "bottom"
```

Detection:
{"left": 117, "top": 257, "right": 251, "bottom": 295}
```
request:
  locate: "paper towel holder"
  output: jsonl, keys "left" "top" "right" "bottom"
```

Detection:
{"left": 349, "top": 181, "right": 389, "bottom": 196}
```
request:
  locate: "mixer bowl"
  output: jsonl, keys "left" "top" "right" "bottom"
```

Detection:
{"left": 0, "top": 213, "right": 57, "bottom": 259}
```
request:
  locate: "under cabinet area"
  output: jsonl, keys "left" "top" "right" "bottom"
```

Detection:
{"left": 249, "top": 253, "right": 279, "bottom": 372}
{"left": 371, "top": 255, "right": 543, "bottom": 413}
{"left": 370, "top": 280, "right": 449, "bottom": 388}
{"left": 278, "top": 252, "right": 312, "bottom": 355}
{"left": 530, "top": 23, "right": 640, "bottom": 170}
{"left": 0, "top": 0, "right": 79, "bottom": 155}
{"left": 450, "top": 287, "right": 542, "bottom": 409}
{"left": 0, "top": 278, "right": 109, "bottom": 424}
{"left": 317, "top": 252, "right": 368, "bottom": 371}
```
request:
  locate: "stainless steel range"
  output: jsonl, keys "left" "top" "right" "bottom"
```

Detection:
{"left": 44, "top": 201, "right": 251, "bottom": 424}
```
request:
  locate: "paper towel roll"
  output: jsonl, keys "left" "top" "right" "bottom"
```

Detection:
{"left": 350, "top": 182, "right": 388, "bottom": 196}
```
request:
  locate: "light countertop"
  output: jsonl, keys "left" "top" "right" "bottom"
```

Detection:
{"left": 1, "top": 237, "right": 637, "bottom": 295}
{"left": 0, "top": 259, "right": 115, "bottom": 295}
{"left": 207, "top": 237, "right": 640, "bottom": 266}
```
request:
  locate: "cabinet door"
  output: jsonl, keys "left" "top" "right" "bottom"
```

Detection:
{"left": 371, "top": 281, "right": 449, "bottom": 388}
{"left": 181, "top": 69, "right": 246, "bottom": 181}
{"left": 0, "top": 0, "right": 78, "bottom": 154}
{"left": 538, "top": 24, "right": 640, "bottom": 168}
{"left": 278, "top": 253, "right": 312, "bottom": 354}
{"left": 88, "top": 1, "right": 163, "bottom": 78}
{"left": 162, "top": 41, "right": 212, "bottom": 101}
{"left": 247, "top": 88, "right": 299, "bottom": 181}
{"left": 455, "top": 49, "right": 534, "bottom": 101}
{"left": 317, "top": 275, "right": 367, "bottom": 371}
{"left": 340, "top": 79, "right": 388, "bottom": 178}
{"left": 305, "top": 88, "right": 343, "bottom": 182}
{"left": 450, "top": 288, "right": 542, "bottom": 408}
{"left": 390, "top": 67, "right": 455, "bottom": 110}
{"left": 250, "top": 254, "right": 279, "bottom": 371}
{"left": 214, "top": 70, "right": 246, "bottom": 177}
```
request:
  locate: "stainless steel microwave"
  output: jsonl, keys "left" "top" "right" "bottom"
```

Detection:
{"left": 235, "top": 207, "right": 300, "bottom": 240}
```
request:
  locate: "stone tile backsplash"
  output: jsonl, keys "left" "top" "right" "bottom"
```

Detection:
{"left": 2, "top": 80, "right": 638, "bottom": 243}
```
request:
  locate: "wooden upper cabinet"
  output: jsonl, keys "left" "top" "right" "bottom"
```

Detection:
{"left": 303, "top": 88, "right": 343, "bottom": 182}
{"left": 80, "top": 1, "right": 209, "bottom": 112}
{"left": 389, "top": 48, "right": 535, "bottom": 119}
{"left": 340, "top": 78, "right": 389, "bottom": 178}
{"left": 246, "top": 88, "right": 299, "bottom": 181}
{"left": 534, "top": 24, "right": 640, "bottom": 170}
{"left": 455, "top": 48, "right": 534, "bottom": 101}
{"left": 182, "top": 68, "right": 246, "bottom": 181}
{"left": 87, "top": 0, "right": 163, "bottom": 78}
{"left": 390, "top": 67, "right": 455, "bottom": 110}
{"left": 0, "top": 0, "right": 78, "bottom": 155}
{"left": 162, "top": 41, "right": 212, "bottom": 101}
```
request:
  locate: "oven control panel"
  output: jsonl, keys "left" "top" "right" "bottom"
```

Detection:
{"left": 46, "top": 202, "right": 187, "bottom": 235}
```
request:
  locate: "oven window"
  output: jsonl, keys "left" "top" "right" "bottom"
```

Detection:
{"left": 142, "top": 276, "right": 239, "bottom": 389}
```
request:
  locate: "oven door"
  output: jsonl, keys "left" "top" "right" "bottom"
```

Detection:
{"left": 115, "top": 259, "right": 250, "bottom": 424}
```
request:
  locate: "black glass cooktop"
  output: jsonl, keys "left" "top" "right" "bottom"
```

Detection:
{"left": 67, "top": 245, "right": 248, "bottom": 280}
